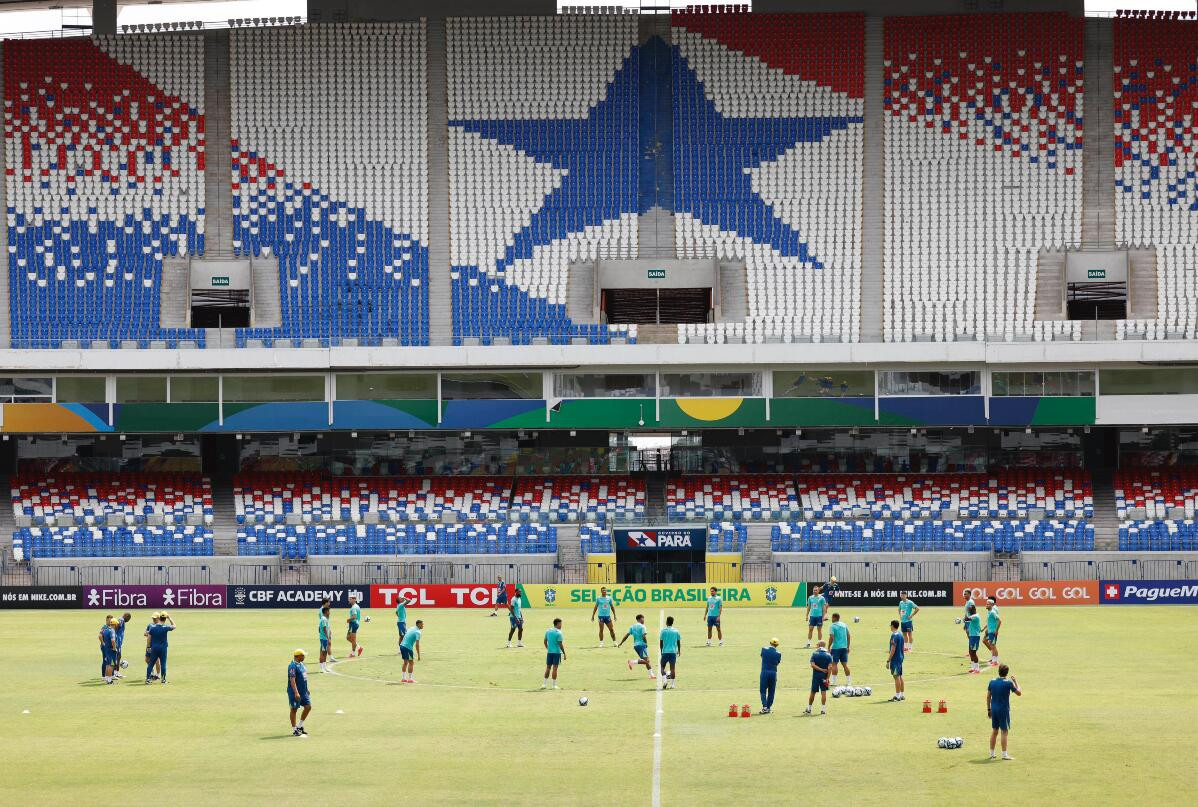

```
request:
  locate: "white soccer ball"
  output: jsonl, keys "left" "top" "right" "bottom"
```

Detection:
{"left": 938, "top": 738, "right": 947, "bottom": 748}
{"left": 955, "top": 737, "right": 964, "bottom": 747}
{"left": 832, "top": 687, "right": 842, "bottom": 698}
{"left": 954, "top": 617, "right": 963, "bottom": 625}
{"left": 855, "top": 687, "right": 865, "bottom": 697}
{"left": 364, "top": 616, "right": 371, "bottom": 623}
{"left": 864, "top": 687, "right": 872, "bottom": 696}
{"left": 578, "top": 697, "right": 589, "bottom": 707}
{"left": 119, "top": 660, "right": 128, "bottom": 670}
{"left": 853, "top": 616, "right": 861, "bottom": 623}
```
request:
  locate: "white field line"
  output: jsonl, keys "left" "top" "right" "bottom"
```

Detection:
{"left": 652, "top": 608, "right": 665, "bottom": 807}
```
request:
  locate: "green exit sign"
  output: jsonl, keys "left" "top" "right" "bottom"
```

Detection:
{"left": 211, "top": 276, "right": 231, "bottom": 287}
{"left": 647, "top": 268, "right": 666, "bottom": 280}
{"left": 1087, "top": 269, "right": 1106, "bottom": 279}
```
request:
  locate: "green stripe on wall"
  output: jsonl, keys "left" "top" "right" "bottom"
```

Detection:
{"left": 1032, "top": 397, "right": 1096, "bottom": 426}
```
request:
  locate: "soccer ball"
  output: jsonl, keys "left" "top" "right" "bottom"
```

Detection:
{"left": 364, "top": 616, "right": 371, "bottom": 623}
{"left": 832, "top": 687, "right": 842, "bottom": 698}
{"left": 853, "top": 616, "right": 861, "bottom": 623}
{"left": 578, "top": 697, "right": 589, "bottom": 707}
{"left": 864, "top": 686, "right": 872, "bottom": 696}
{"left": 954, "top": 617, "right": 963, "bottom": 625}
{"left": 937, "top": 738, "right": 948, "bottom": 748}
{"left": 119, "top": 660, "right": 128, "bottom": 670}
{"left": 955, "top": 737, "right": 964, "bottom": 747}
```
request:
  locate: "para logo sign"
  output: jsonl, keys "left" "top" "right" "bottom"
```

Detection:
{"left": 616, "top": 527, "right": 702, "bottom": 550}
{"left": 954, "top": 580, "right": 1098, "bottom": 605}
{"left": 1101, "top": 580, "right": 1198, "bottom": 604}
{"left": 370, "top": 584, "right": 514, "bottom": 609}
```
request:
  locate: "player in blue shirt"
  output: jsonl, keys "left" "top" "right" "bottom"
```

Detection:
{"left": 659, "top": 616, "right": 681, "bottom": 689}
{"left": 400, "top": 619, "right": 424, "bottom": 683}
{"left": 758, "top": 638, "right": 782, "bottom": 714}
{"left": 986, "top": 664, "right": 1022, "bottom": 760}
{"left": 99, "top": 617, "right": 118, "bottom": 684}
{"left": 805, "top": 585, "right": 828, "bottom": 647}
{"left": 145, "top": 612, "right": 175, "bottom": 685}
{"left": 144, "top": 612, "right": 162, "bottom": 681}
{"left": 886, "top": 620, "right": 905, "bottom": 701}
{"left": 98, "top": 614, "right": 112, "bottom": 679}
{"left": 898, "top": 594, "right": 919, "bottom": 652}
{"left": 827, "top": 612, "right": 852, "bottom": 687}
{"left": 618, "top": 614, "right": 656, "bottom": 680}
{"left": 983, "top": 597, "right": 1002, "bottom": 667}
{"left": 822, "top": 576, "right": 840, "bottom": 604}
{"left": 506, "top": 595, "right": 525, "bottom": 648}
{"left": 704, "top": 587, "right": 724, "bottom": 647}
{"left": 591, "top": 586, "right": 618, "bottom": 646}
{"left": 288, "top": 649, "right": 311, "bottom": 737}
{"left": 806, "top": 641, "right": 832, "bottom": 716}
{"left": 490, "top": 576, "right": 508, "bottom": 617}
{"left": 542, "top": 618, "right": 567, "bottom": 689}
{"left": 965, "top": 603, "right": 983, "bottom": 674}
{"left": 346, "top": 595, "right": 363, "bottom": 658}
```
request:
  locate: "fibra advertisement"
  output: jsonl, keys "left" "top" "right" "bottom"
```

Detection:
{"left": 518, "top": 582, "right": 807, "bottom": 608}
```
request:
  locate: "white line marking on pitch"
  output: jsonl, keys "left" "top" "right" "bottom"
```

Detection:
{"left": 652, "top": 608, "right": 665, "bottom": 807}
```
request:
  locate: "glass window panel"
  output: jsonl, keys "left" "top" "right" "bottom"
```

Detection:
{"left": 660, "top": 372, "right": 761, "bottom": 397}
{"left": 1077, "top": 371, "right": 1095, "bottom": 396}
{"left": 335, "top": 373, "right": 437, "bottom": 400}
{"left": 1099, "top": 369, "right": 1198, "bottom": 395}
{"left": 56, "top": 377, "right": 106, "bottom": 403}
{"left": 773, "top": 370, "right": 874, "bottom": 398}
{"left": 170, "top": 376, "right": 219, "bottom": 403}
{"left": 116, "top": 377, "right": 167, "bottom": 403}
{"left": 441, "top": 373, "right": 542, "bottom": 400}
{"left": 12, "top": 377, "right": 52, "bottom": 400}
{"left": 553, "top": 373, "right": 655, "bottom": 399}
{"left": 878, "top": 371, "right": 979, "bottom": 396}
{"left": 223, "top": 375, "right": 325, "bottom": 402}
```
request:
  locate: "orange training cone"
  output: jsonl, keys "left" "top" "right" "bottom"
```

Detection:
{"left": 938, "top": 699, "right": 948, "bottom": 713}
{"left": 922, "top": 699, "right": 932, "bottom": 713}
{"left": 741, "top": 704, "right": 751, "bottom": 718}
{"left": 729, "top": 704, "right": 739, "bottom": 718}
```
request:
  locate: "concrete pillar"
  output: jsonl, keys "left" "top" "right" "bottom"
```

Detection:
{"left": 92, "top": 0, "right": 117, "bottom": 36}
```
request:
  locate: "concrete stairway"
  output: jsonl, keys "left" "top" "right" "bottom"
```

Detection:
{"left": 425, "top": 19, "right": 453, "bottom": 345}
{"left": 859, "top": 16, "right": 885, "bottom": 343}
{"left": 556, "top": 524, "right": 586, "bottom": 582}
{"left": 203, "top": 31, "right": 234, "bottom": 255}
{"left": 1035, "top": 251, "right": 1067, "bottom": 320}
{"left": 566, "top": 261, "right": 597, "bottom": 323}
{"left": 210, "top": 480, "right": 239, "bottom": 556}
{"left": 160, "top": 259, "right": 192, "bottom": 328}
{"left": 0, "top": 476, "right": 14, "bottom": 560}
{"left": 634, "top": 323, "right": 678, "bottom": 344}
{"left": 1128, "top": 247, "right": 1159, "bottom": 319}
{"left": 742, "top": 524, "right": 774, "bottom": 581}
{"left": 718, "top": 262, "right": 748, "bottom": 322}
{"left": 645, "top": 474, "right": 668, "bottom": 523}
{"left": 638, "top": 206, "right": 676, "bottom": 257}
{"left": 1090, "top": 473, "right": 1120, "bottom": 551}
{"left": 1082, "top": 18, "right": 1115, "bottom": 247}
{"left": 0, "top": 45, "right": 8, "bottom": 348}
{"left": 251, "top": 257, "right": 282, "bottom": 328}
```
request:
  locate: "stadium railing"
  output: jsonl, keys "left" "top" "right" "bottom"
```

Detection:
{"left": 308, "top": 561, "right": 560, "bottom": 586}
{"left": 32, "top": 563, "right": 213, "bottom": 587}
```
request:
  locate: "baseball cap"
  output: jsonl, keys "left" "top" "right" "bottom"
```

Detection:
{"left": 293, "top": 648, "right": 305, "bottom": 658}
{"left": 769, "top": 638, "right": 780, "bottom": 647}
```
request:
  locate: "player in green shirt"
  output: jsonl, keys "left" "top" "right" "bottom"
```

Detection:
{"left": 346, "top": 596, "right": 363, "bottom": 658}
{"left": 506, "top": 595, "right": 525, "bottom": 648}
{"left": 805, "top": 586, "right": 828, "bottom": 647}
{"left": 395, "top": 595, "right": 411, "bottom": 651}
{"left": 318, "top": 606, "right": 332, "bottom": 673}
{"left": 618, "top": 613, "right": 656, "bottom": 680}
{"left": 320, "top": 598, "right": 338, "bottom": 663}
{"left": 659, "top": 616, "right": 681, "bottom": 689}
{"left": 591, "top": 587, "right": 618, "bottom": 647}
{"left": 983, "top": 597, "right": 1002, "bottom": 667}
{"left": 827, "top": 612, "right": 852, "bottom": 686}
{"left": 966, "top": 604, "right": 983, "bottom": 674}
{"left": 898, "top": 594, "right": 920, "bottom": 652}
{"left": 542, "top": 618, "right": 567, "bottom": 689}
{"left": 704, "top": 587, "right": 724, "bottom": 647}
{"left": 400, "top": 619, "right": 423, "bottom": 683}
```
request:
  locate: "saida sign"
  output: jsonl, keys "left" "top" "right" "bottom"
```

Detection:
{"left": 518, "top": 582, "right": 807, "bottom": 608}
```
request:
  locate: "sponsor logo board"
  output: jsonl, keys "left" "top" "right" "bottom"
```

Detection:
{"left": 807, "top": 582, "right": 953, "bottom": 607}
{"left": 371, "top": 584, "right": 516, "bottom": 609}
{"left": 1100, "top": 580, "right": 1198, "bottom": 604}
{"left": 520, "top": 583, "right": 806, "bottom": 608}
{"left": 953, "top": 580, "right": 1098, "bottom": 605}
{"left": 228, "top": 585, "right": 368, "bottom": 609}
{"left": 615, "top": 527, "right": 704, "bottom": 551}
{"left": 82, "top": 585, "right": 227, "bottom": 609}
{"left": 0, "top": 586, "right": 83, "bottom": 609}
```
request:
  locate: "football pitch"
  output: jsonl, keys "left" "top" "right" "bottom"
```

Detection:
{"left": 1, "top": 605, "right": 1196, "bottom": 805}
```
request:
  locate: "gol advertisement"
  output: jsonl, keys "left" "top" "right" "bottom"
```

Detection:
{"left": 952, "top": 580, "right": 1099, "bottom": 606}
{"left": 519, "top": 582, "right": 807, "bottom": 609}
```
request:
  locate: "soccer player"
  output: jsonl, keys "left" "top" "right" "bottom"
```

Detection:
{"left": 961, "top": 588, "right": 976, "bottom": 659}
{"left": 506, "top": 594, "right": 525, "bottom": 648}
{"left": 591, "top": 586, "right": 617, "bottom": 646}
{"left": 100, "top": 617, "right": 118, "bottom": 684}
{"left": 886, "top": 619, "right": 905, "bottom": 701}
{"left": 898, "top": 593, "right": 919, "bottom": 652}
{"left": 542, "top": 618, "right": 566, "bottom": 689}
{"left": 320, "top": 598, "right": 338, "bottom": 663}
{"left": 145, "top": 612, "right": 175, "bottom": 685}
{"left": 805, "top": 585, "right": 827, "bottom": 647}
{"left": 986, "top": 664, "right": 1022, "bottom": 760}
{"left": 318, "top": 606, "right": 333, "bottom": 672}
{"left": 983, "top": 597, "right": 1002, "bottom": 667}
{"left": 965, "top": 603, "right": 983, "bottom": 674}
{"left": 113, "top": 611, "right": 131, "bottom": 677}
{"left": 659, "top": 616, "right": 681, "bottom": 689}
{"left": 395, "top": 595, "right": 412, "bottom": 649}
{"left": 806, "top": 640, "right": 832, "bottom": 716}
{"left": 618, "top": 614, "right": 656, "bottom": 680}
{"left": 490, "top": 575, "right": 508, "bottom": 617}
{"left": 758, "top": 638, "right": 782, "bottom": 714}
{"left": 704, "top": 586, "right": 723, "bottom": 647}
{"left": 288, "top": 649, "right": 311, "bottom": 737}
{"left": 823, "top": 576, "right": 840, "bottom": 604}
{"left": 98, "top": 614, "right": 113, "bottom": 679}
{"left": 828, "top": 612, "right": 852, "bottom": 686}
{"left": 346, "top": 595, "right": 363, "bottom": 658}
{"left": 144, "top": 612, "right": 161, "bottom": 681}
{"left": 400, "top": 619, "right": 423, "bottom": 683}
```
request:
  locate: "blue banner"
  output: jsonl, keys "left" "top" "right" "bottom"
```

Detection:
{"left": 1100, "top": 580, "right": 1198, "bottom": 604}
{"left": 613, "top": 527, "right": 706, "bottom": 551}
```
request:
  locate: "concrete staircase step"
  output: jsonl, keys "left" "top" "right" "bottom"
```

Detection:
{"left": 425, "top": 19, "right": 452, "bottom": 345}
{"left": 860, "top": 16, "right": 884, "bottom": 343}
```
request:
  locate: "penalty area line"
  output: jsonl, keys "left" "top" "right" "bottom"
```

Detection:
{"left": 652, "top": 608, "right": 665, "bottom": 807}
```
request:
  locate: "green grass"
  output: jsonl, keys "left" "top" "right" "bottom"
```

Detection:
{"left": 1, "top": 605, "right": 1196, "bottom": 805}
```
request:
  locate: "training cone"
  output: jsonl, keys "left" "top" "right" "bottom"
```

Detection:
{"left": 729, "top": 704, "right": 739, "bottom": 718}
{"left": 938, "top": 699, "right": 948, "bottom": 713}
{"left": 922, "top": 699, "right": 932, "bottom": 713}
{"left": 741, "top": 704, "right": 751, "bottom": 718}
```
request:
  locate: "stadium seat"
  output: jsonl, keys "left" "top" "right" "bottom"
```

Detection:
{"left": 11, "top": 473, "right": 213, "bottom": 528}
{"left": 508, "top": 476, "right": 646, "bottom": 523}
{"left": 236, "top": 522, "right": 556, "bottom": 557}
{"left": 14, "top": 525, "right": 213, "bottom": 559}
{"left": 772, "top": 518, "right": 1093, "bottom": 552}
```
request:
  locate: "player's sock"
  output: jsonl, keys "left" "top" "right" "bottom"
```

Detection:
{"left": 705, "top": 640, "right": 711, "bottom": 647}
{"left": 990, "top": 751, "right": 997, "bottom": 759}
{"left": 506, "top": 641, "right": 511, "bottom": 648}
{"left": 517, "top": 641, "right": 524, "bottom": 647}
{"left": 599, "top": 641, "right": 604, "bottom": 648}
{"left": 718, "top": 640, "right": 724, "bottom": 647}
{"left": 552, "top": 683, "right": 559, "bottom": 689}
{"left": 803, "top": 706, "right": 811, "bottom": 714}
{"left": 297, "top": 720, "right": 303, "bottom": 729}
{"left": 830, "top": 675, "right": 837, "bottom": 685}
{"left": 820, "top": 707, "right": 826, "bottom": 715}
{"left": 846, "top": 677, "right": 853, "bottom": 685}
{"left": 542, "top": 678, "right": 549, "bottom": 689}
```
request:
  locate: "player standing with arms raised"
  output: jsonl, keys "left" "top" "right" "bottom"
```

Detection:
{"left": 591, "top": 586, "right": 617, "bottom": 646}
{"left": 618, "top": 613, "right": 656, "bottom": 680}
{"left": 395, "top": 595, "right": 412, "bottom": 649}
{"left": 542, "top": 618, "right": 566, "bottom": 689}
{"left": 660, "top": 616, "right": 681, "bottom": 689}
{"left": 886, "top": 619, "right": 905, "bottom": 701}
{"left": 898, "top": 593, "right": 919, "bottom": 652}
{"left": 704, "top": 586, "right": 724, "bottom": 647}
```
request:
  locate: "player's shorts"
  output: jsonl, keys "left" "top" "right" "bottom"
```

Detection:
{"left": 810, "top": 675, "right": 829, "bottom": 693}
{"left": 102, "top": 650, "right": 116, "bottom": 666}
{"left": 901, "top": 621, "right": 914, "bottom": 634}
{"left": 808, "top": 615, "right": 824, "bottom": 628}
{"left": 598, "top": 615, "right": 613, "bottom": 625}
{"left": 546, "top": 652, "right": 562, "bottom": 667}
{"left": 509, "top": 615, "right": 523, "bottom": 628}
{"left": 400, "top": 646, "right": 414, "bottom": 661}
{"left": 986, "top": 631, "right": 998, "bottom": 644}
{"left": 831, "top": 647, "right": 849, "bottom": 663}
{"left": 397, "top": 621, "right": 407, "bottom": 636}
{"left": 289, "top": 692, "right": 311, "bottom": 709}
{"left": 706, "top": 615, "right": 721, "bottom": 628}
{"left": 634, "top": 644, "right": 649, "bottom": 660}
{"left": 968, "top": 635, "right": 981, "bottom": 652}
{"left": 990, "top": 710, "right": 1011, "bottom": 731}
{"left": 495, "top": 591, "right": 509, "bottom": 605}
{"left": 889, "top": 658, "right": 904, "bottom": 676}
{"left": 660, "top": 652, "right": 677, "bottom": 666}
{"left": 347, "top": 620, "right": 360, "bottom": 635}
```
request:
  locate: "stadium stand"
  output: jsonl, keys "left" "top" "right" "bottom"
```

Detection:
{"left": 1113, "top": 17, "right": 1198, "bottom": 340}
{"left": 230, "top": 23, "right": 429, "bottom": 346}
{"left": 11, "top": 473, "right": 213, "bottom": 526}
{"left": 578, "top": 521, "right": 746, "bottom": 556}
{"left": 1118, "top": 519, "right": 1198, "bottom": 550}
{"left": 234, "top": 474, "right": 511, "bottom": 523}
{"left": 236, "top": 522, "right": 556, "bottom": 557}
{"left": 4, "top": 37, "right": 206, "bottom": 348}
{"left": 14, "top": 525, "right": 214, "bottom": 559}
{"left": 1114, "top": 468, "right": 1198, "bottom": 518}
{"left": 772, "top": 519, "right": 1094, "bottom": 552}
{"left": 668, "top": 474, "right": 800, "bottom": 521}
{"left": 508, "top": 475, "right": 646, "bottom": 523}
{"left": 446, "top": 16, "right": 638, "bottom": 345}
{"left": 671, "top": 12, "right": 864, "bottom": 345}
{"left": 883, "top": 13, "right": 1084, "bottom": 342}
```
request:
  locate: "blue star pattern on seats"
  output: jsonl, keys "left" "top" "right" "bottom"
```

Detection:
{"left": 672, "top": 46, "right": 864, "bottom": 264}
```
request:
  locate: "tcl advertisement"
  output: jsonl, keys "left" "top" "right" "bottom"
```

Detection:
{"left": 371, "top": 583, "right": 516, "bottom": 609}
{"left": 953, "top": 580, "right": 1099, "bottom": 606}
